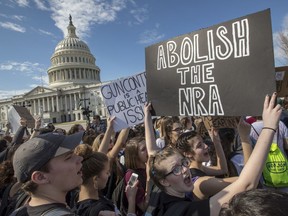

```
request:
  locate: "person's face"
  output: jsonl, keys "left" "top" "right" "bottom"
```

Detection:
{"left": 96, "top": 161, "right": 110, "bottom": 190}
{"left": 186, "top": 119, "right": 192, "bottom": 129}
{"left": 138, "top": 140, "right": 148, "bottom": 164}
{"left": 46, "top": 151, "right": 83, "bottom": 192}
{"left": 108, "top": 139, "right": 114, "bottom": 151}
{"left": 187, "top": 136, "right": 209, "bottom": 162}
{"left": 78, "top": 125, "right": 85, "bottom": 132}
{"left": 170, "top": 122, "right": 183, "bottom": 143}
{"left": 93, "top": 117, "right": 100, "bottom": 124}
{"left": 160, "top": 153, "right": 193, "bottom": 197}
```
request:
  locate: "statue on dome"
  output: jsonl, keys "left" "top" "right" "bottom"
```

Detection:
{"left": 69, "top": 14, "right": 72, "bottom": 24}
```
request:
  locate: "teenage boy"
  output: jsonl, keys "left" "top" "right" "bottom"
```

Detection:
{"left": 12, "top": 132, "right": 84, "bottom": 216}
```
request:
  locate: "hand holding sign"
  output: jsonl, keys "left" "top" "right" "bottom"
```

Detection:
{"left": 106, "top": 116, "right": 116, "bottom": 131}
{"left": 101, "top": 72, "right": 147, "bottom": 132}
{"left": 237, "top": 117, "right": 251, "bottom": 142}
{"left": 207, "top": 128, "right": 220, "bottom": 143}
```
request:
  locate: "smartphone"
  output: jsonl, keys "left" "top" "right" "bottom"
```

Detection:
{"left": 128, "top": 173, "right": 138, "bottom": 187}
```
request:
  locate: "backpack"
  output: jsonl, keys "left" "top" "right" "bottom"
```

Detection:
{"left": 0, "top": 184, "right": 30, "bottom": 216}
{"left": 144, "top": 185, "right": 161, "bottom": 216}
{"left": 251, "top": 125, "right": 288, "bottom": 187}
{"left": 262, "top": 142, "right": 288, "bottom": 187}
{"left": 111, "top": 173, "right": 129, "bottom": 215}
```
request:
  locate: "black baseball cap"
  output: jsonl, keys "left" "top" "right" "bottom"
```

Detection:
{"left": 13, "top": 131, "right": 84, "bottom": 183}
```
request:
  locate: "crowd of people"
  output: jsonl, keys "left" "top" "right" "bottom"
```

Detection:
{"left": 0, "top": 93, "right": 288, "bottom": 216}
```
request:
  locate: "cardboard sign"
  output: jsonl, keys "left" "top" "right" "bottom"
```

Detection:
{"left": 8, "top": 105, "right": 34, "bottom": 133}
{"left": 275, "top": 66, "right": 288, "bottom": 97}
{"left": 201, "top": 116, "right": 240, "bottom": 130}
{"left": 101, "top": 72, "right": 147, "bottom": 132}
{"left": 146, "top": 9, "right": 275, "bottom": 117}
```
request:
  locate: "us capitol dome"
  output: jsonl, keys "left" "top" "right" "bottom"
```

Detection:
{"left": 48, "top": 15, "right": 101, "bottom": 88}
{"left": 0, "top": 15, "right": 106, "bottom": 128}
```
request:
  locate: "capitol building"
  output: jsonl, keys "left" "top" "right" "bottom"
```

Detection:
{"left": 0, "top": 16, "right": 107, "bottom": 128}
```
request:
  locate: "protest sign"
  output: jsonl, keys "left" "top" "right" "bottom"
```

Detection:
{"left": 275, "top": 66, "right": 288, "bottom": 97}
{"left": 202, "top": 116, "right": 240, "bottom": 130}
{"left": 8, "top": 105, "right": 34, "bottom": 133}
{"left": 101, "top": 72, "right": 147, "bottom": 131}
{"left": 146, "top": 9, "right": 275, "bottom": 117}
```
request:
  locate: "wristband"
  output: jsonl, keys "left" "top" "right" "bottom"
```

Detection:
{"left": 262, "top": 127, "right": 276, "bottom": 133}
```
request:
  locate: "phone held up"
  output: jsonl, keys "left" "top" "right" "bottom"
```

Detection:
{"left": 128, "top": 173, "right": 138, "bottom": 187}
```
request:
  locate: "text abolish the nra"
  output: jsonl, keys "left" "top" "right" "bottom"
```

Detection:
{"left": 156, "top": 18, "right": 250, "bottom": 116}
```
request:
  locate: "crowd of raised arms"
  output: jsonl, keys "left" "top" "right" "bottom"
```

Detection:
{"left": 0, "top": 93, "right": 288, "bottom": 216}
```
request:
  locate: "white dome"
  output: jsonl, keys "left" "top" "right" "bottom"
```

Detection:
{"left": 55, "top": 37, "right": 90, "bottom": 53}
{"left": 47, "top": 15, "right": 101, "bottom": 89}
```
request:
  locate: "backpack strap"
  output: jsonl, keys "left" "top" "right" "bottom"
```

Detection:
{"left": 0, "top": 184, "right": 13, "bottom": 215}
{"left": 8, "top": 205, "right": 28, "bottom": 216}
{"left": 14, "top": 190, "right": 30, "bottom": 209}
{"left": 41, "top": 207, "right": 73, "bottom": 216}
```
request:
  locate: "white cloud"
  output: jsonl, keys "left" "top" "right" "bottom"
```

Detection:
{"left": 0, "top": 21, "right": 25, "bottom": 32}
{"left": 138, "top": 24, "right": 165, "bottom": 44}
{"left": 32, "top": 74, "right": 49, "bottom": 85}
{"left": 15, "top": 0, "right": 29, "bottom": 7}
{"left": 12, "top": 15, "right": 24, "bottom": 21}
{"left": 34, "top": 0, "right": 49, "bottom": 11}
{"left": 0, "top": 61, "right": 46, "bottom": 75}
{"left": 39, "top": 29, "right": 57, "bottom": 38}
{"left": 129, "top": 7, "right": 148, "bottom": 25}
{"left": 48, "top": 0, "right": 128, "bottom": 38}
{"left": 0, "top": 61, "right": 48, "bottom": 99}
{"left": 0, "top": 13, "right": 9, "bottom": 18}
{"left": 0, "top": 89, "right": 29, "bottom": 100}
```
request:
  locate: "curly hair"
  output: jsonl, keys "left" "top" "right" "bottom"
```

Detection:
{"left": 0, "top": 160, "right": 15, "bottom": 188}
{"left": 175, "top": 131, "right": 198, "bottom": 154}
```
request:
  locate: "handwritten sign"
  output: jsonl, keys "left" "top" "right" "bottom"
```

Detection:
{"left": 202, "top": 116, "right": 240, "bottom": 130}
{"left": 8, "top": 105, "right": 34, "bottom": 133}
{"left": 275, "top": 66, "right": 288, "bottom": 97}
{"left": 101, "top": 72, "right": 147, "bottom": 131}
{"left": 146, "top": 9, "right": 275, "bottom": 117}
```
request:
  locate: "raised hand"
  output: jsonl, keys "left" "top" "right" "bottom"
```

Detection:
{"left": 125, "top": 179, "right": 139, "bottom": 199}
{"left": 237, "top": 117, "right": 251, "bottom": 140}
{"left": 144, "top": 102, "right": 152, "bottom": 117}
{"left": 34, "top": 116, "right": 42, "bottom": 129}
{"left": 106, "top": 116, "right": 116, "bottom": 130}
{"left": 208, "top": 128, "right": 220, "bottom": 143}
{"left": 262, "top": 93, "right": 282, "bottom": 130}
{"left": 20, "top": 117, "right": 27, "bottom": 127}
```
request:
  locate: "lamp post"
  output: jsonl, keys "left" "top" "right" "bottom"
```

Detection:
{"left": 79, "top": 98, "right": 92, "bottom": 125}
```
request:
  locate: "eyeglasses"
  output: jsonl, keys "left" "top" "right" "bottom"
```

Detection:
{"left": 163, "top": 157, "right": 191, "bottom": 177}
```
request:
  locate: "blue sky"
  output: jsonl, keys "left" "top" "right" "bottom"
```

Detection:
{"left": 0, "top": 0, "right": 288, "bottom": 99}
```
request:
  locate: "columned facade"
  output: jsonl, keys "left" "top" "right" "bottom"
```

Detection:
{"left": 0, "top": 16, "right": 107, "bottom": 129}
